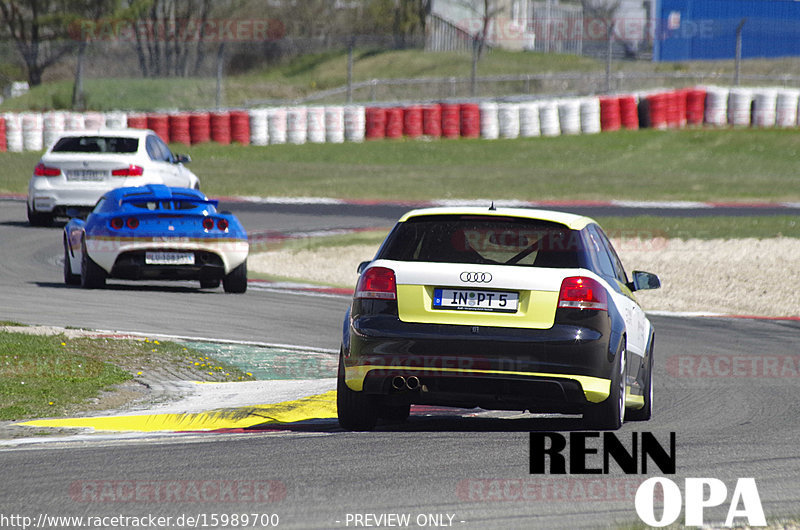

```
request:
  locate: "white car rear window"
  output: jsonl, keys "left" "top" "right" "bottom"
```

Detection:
{"left": 52, "top": 136, "right": 138, "bottom": 153}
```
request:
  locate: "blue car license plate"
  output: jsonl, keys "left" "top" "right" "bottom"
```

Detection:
{"left": 145, "top": 251, "right": 195, "bottom": 265}
{"left": 433, "top": 288, "right": 519, "bottom": 313}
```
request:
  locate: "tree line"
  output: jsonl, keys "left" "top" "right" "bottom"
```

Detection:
{"left": 0, "top": 0, "right": 431, "bottom": 92}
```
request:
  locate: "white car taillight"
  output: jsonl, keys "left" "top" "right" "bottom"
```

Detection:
{"left": 111, "top": 164, "right": 144, "bottom": 177}
{"left": 34, "top": 163, "right": 60, "bottom": 177}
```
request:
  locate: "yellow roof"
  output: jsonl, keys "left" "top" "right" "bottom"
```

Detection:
{"left": 397, "top": 206, "right": 595, "bottom": 230}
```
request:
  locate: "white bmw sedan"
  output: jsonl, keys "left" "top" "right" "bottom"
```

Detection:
{"left": 27, "top": 128, "right": 200, "bottom": 226}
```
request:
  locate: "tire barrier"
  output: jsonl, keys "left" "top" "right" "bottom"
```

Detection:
{"left": 440, "top": 103, "right": 461, "bottom": 139}
{"left": 230, "top": 110, "right": 251, "bottom": 145}
{"left": 5, "top": 85, "right": 800, "bottom": 151}
{"left": 479, "top": 102, "right": 499, "bottom": 140}
{"left": 752, "top": 89, "right": 778, "bottom": 128}
{"left": 647, "top": 93, "right": 669, "bottom": 129}
{"left": 210, "top": 111, "right": 231, "bottom": 145}
{"left": 538, "top": 101, "right": 560, "bottom": 137}
{"left": 403, "top": 106, "right": 423, "bottom": 138}
{"left": 459, "top": 103, "right": 480, "bottom": 139}
{"left": 43, "top": 111, "right": 66, "bottom": 149}
{"left": 105, "top": 111, "right": 128, "bottom": 130}
{"left": 579, "top": 98, "right": 601, "bottom": 135}
{"left": 704, "top": 87, "right": 729, "bottom": 127}
{"left": 147, "top": 114, "right": 169, "bottom": 143}
{"left": 619, "top": 95, "right": 639, "bottom": 130}
{"left": 728, "top": 88, "right": 753, "bottom": 127}
{"left": 4, "top": 113, "right": 22, "bottom": 152}
{"left": 325, "top": 106, "right": 345, "bottom": 144}
{"left": 22, "top": 113, "right": 43, "bottom": 151}
{"left": 558, "top": 100, "right": 581, "bottom": 135}
{"left": 84, "top": 111, "right": 106, "bottom": 130}
{"left": 384, "top": 107, "right": 404, "bottom": 139}
{"left": 168, "top": 113, "right": 191, "bottom": 146}
{"left": 286, "top": 107, "right": 307, "bottom": 145}
{"left": 189, "top": 112, "right": 211, "bottom": 144}
{"left": 599, "top": 97, "right": 621, "bottom": 131}
{"left": 776, "top": 89, "right": 800, "bottom": 128}
{"left": 249, "top": 108, "right": 269, "bottom": 146}
{"left": 519, "top": 102, "right": 541, "bottom": 137}
{"left": 497, "top": 103, "right": 520, "bottom": 139}
{"left": 686, "top": 89, "right": 706, "bottom": 126}
{"left": 268, "top": 107, "right": 287, "bottom": 145}
{"left": 65, "top": 112, "right": 86, "bottom": 131}
{"left": 422, "top": 104, "right": 442, "bottom": 137}
{"left": 305, "top": 106, "right": 326, "bottom": 144}
{"left": 343, "top": 105, "right": 365, "bottom": 142}
{"left": 126, "top": 112, "right": 148, "bottom": 130}
{"left": 364, "top": 107, "right": 386, "bottom": 140}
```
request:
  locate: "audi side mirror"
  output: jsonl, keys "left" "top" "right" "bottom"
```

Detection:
{"left": 628, "top": 271, "right": 661, "bottom": 292}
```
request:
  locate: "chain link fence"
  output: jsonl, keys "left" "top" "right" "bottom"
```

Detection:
{"left": 245, "top": 70, "right": 800, "bottom": 106}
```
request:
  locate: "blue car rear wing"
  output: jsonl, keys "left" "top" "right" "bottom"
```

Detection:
{"left": 118, "top": 196, "right": 219, "bottom": 209}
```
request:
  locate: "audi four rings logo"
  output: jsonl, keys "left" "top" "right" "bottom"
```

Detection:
{"left": 460, "top": 272, "right": 492, "bottom": 283}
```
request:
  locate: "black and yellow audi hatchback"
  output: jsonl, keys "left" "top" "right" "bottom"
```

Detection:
{"left": 338, "top": 207, "right": 661, "bottom": 431}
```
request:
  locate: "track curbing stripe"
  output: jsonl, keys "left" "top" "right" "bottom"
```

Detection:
{"left": 17, "top": 391, "right": 338, "bottom": 433}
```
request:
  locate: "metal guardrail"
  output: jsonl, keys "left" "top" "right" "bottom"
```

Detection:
{"left": 245, "top": 71, "right": 800, "bottom": 107}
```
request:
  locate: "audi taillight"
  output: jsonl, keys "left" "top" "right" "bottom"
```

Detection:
{"left": 217, "top": 219, "right": 228, "bottom": 231}
{"left": 110, "top": 217, "right": 124, "bottom": 230}
{"left": 202, "top": 217, "right": 214, "bottom": 230}
{"left": 34, "top": 163, "right": 60, "bottom": 177}
{"left": 355, "top": 267, "right": 397, "bottom": 300}
{"left": 126, "top": 217, "right": 139, "bottom": 229}
{"left": 557, "top": 276, "right": 608, "bottom": 311}
{"left": 111, "top": 164, "right": 144, "bottom": 177}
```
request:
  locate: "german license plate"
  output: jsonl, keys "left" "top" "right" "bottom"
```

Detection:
{"left": 65, "top": 169, "right": 106, "bottom": 181}
{"left": 145, "top": 251, "right": 195, "bottom": 265}
{"left": 433, "top": 288, "right": 519, "bottom": 313}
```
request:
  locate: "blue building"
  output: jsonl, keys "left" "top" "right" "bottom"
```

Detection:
{"left": 655, "top": 0, "right": 800, "bottom": 61}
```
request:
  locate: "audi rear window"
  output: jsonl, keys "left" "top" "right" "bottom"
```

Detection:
{"left": 52, "top": 136, "right": 139, "bottom": 153}
{"left": 377, "top": 215, "right": 585, "bottom": 268}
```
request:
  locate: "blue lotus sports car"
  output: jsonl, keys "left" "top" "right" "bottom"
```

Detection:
{"left": 63, "top": 185, "right": 249, "bottom": 293}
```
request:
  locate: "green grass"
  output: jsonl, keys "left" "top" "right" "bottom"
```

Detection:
{"left": 0, "top": 49, "right": 605, "bottom": 111}
{"left": 4, "top": 128, "right": 799, "bottom": 202}
{"left": 166, "top": 128, "right": 800, "bottom": 202}
{"left": 0, "top": 78, "right": 220, "bottom": 112}
{"left": 0, "top": 332, "right": 254, "bottom": 421}
{"left": 8, "top": 49, "right": 800, "bottom": 111}
{"left": 0, "top": 332, "right": 130, "bottom": 420}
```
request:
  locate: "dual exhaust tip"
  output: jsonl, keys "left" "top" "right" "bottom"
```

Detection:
{"left": 391, "top": 375, "right": 420, "bottom": 391}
